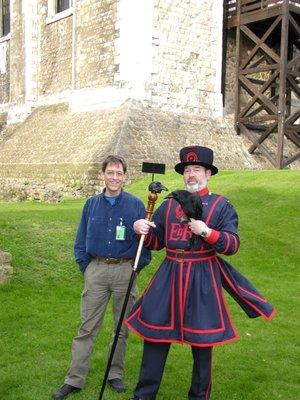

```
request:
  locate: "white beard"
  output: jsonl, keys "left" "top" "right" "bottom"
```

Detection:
{"left": 186, "top": 182, "right": 201, "bottom": 193}
{"left": 186, "top": 178, "right": 207, "bottom": 193}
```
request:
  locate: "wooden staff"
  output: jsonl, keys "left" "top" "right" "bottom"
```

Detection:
{"left": 98, "top": 181, "right": 167, "bottom": 400}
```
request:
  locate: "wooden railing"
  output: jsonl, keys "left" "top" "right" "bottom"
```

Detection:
{"left": 225, "top": 0, "right": 300, "bottom": 19}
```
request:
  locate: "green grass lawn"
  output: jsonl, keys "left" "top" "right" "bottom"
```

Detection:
{"left": 0, "top": 170, "right": 299, "bottom": 400}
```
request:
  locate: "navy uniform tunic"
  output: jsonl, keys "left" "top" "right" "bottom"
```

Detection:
{"left": 126, "top": 187, "right": 275, "bottom": 347}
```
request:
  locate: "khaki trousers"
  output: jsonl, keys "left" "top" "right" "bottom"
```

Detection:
{"left": 64, "top": 258, "right": 138, "bottom": 389}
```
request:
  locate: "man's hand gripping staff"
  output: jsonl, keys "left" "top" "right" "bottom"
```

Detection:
{"left": 132, "top": 181, "right": 167, "bottom": 267}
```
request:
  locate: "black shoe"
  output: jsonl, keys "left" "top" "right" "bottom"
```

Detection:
{"left": 129, "top": 397, "right": 150, "bottom": 400}
{"left": 108, "top": 378, "right": 126, "bottom": 393}
{"left": 52, "top": 384, "right": 81, "bottom": 399}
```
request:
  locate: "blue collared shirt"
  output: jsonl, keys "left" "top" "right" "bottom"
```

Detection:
{"left": 74, "top": 190, "right": 151, "bottom": 272}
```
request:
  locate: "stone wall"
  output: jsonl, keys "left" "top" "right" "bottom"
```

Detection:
{"left": 0, "top": 248, "right": 13, "bottom": 284}
{"left": 0, "top": 99, "right": 272, "bottom": 199}
{"left": 75, "top": 0, "right": 118, "bottom": 89}
{"left": 150, "top": 0, "right": 223, "bottom": 117}
{"left": 9, "top": 0, "right": 26, "bottom": 104}
{"left": 38, "top": 0, "right": 73, "bottom": 95}
{"left": 0, "top": 39, "right": 10, "bottom": 103}
{"left": 224, "top": 30, "right": 236, "bottom": 115}
{"left": 0, "top": 0, "right": 226, "bottom": 119}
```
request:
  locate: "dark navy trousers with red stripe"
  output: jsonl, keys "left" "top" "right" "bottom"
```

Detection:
{"left": 133, "top": 340, "right": 212, "bottom": 400}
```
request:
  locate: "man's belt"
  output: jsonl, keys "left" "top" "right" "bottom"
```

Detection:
{"left": 94, "top": 257, "right": 131, "bottom": 265}
{"left": 166, "top": 248, "right": 216, "bottom": 262}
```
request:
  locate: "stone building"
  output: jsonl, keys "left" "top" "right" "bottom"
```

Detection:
{"left": 0, "top": 0, "right": 285, "bottom": 197}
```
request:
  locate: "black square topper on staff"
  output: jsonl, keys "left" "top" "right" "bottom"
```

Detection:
{"left": 142, "top": 162, "right": 166, "bottom": 181}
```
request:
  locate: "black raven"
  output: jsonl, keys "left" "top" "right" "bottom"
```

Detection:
{"left": 165, "top": 190, "right": 203, "bottom": 250}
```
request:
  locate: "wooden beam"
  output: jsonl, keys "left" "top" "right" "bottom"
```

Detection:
{"left": 234, "top": 1, "right": 242, "bottom": 134}
{"left": 240, "top": 7, "right": 282, "bottom": 25}
{"left": 290, "top": 4, "right": 300, "bottom": 16}
{"left": 290, "top": 14, "right": 300, "bottom": 37}
{"left": 287, "top": 75, "right": 300, "bottom": 99}
{"left": 283, "top": 151, "right": 300, "bottom": 167}
{"left": 239, "top": 71, "right": 279, "bottom": 117}
{"left": 288, "top": 54, "right": 300, "bottom": 68}
{"left": 239, "top": 114, "right": 278, "bottom": 122}
{"left": 288, "top": 70, "right": 300, "bottom": 78}
{"left": 247, "top": 54, "right": 269, "bottom": 69}
{"left": 285, "top": 131, "right": 300, "bottom": 147}
{"left": 240, "top": 63, "right": 279, "bottom": 74}
{"left": 248, "top": 121, "right": 278, "bottom": 153}
{"left": 246, "top": 94, "right": 279, "bottom": 117}
{"left": 241, "top": 16, "right": 282, "bottom": 69}
{"left": 239, "top": 75, "right": 279, "bottom": 114}
{"left": 241, "top": 25, "right": 281, "bottom": 63}
{"left": 240, "top": 0, "right": 261, "bottom": 6}
{"left": 286, "top": 108, "right": 300, "bottom": 124}
{"left": 277, "top": 0, "right": 289, "bottom": 169}
{"left": 239, "top": 123, "right": 277, "bottom": 166}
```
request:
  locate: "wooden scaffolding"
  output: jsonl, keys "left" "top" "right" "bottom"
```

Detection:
{"left": 225, "top": 0, "right": 300, "bottom": 168}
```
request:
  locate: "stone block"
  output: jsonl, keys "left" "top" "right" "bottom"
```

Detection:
{"left": 0, "top": 250, "right": 13, "bottom": 284}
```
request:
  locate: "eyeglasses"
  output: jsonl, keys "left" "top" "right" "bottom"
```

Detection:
{"left": 105, "top": 171, "right": 125, "bottom": 178}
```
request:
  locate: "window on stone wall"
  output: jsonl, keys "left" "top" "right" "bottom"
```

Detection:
{"left": 48, "top": 0, "right": 73, "bottom": 18}
{"left": 0, "top": 0, "right": 10, "bottom": 37}
{"left": 56, "top": 0, "right": 72, "bottom": 13}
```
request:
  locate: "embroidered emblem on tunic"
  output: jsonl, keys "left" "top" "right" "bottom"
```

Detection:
{"left": 175, "top": 204, "right": 189, "bottom": 223}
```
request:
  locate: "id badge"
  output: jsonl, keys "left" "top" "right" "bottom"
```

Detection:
{"left": 116, "top": 218, "right": 126, "bottom": 240}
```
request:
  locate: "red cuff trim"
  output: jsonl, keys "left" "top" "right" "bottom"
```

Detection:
{"left": 205, "top": 229, "right": 220, "bottom": 244}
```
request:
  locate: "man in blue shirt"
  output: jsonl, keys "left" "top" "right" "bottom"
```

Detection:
{"left": 52, "top": 155, "right": 151, "bottom": 400}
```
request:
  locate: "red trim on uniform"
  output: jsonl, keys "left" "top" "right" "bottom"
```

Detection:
{"left": 197, "top": 187, "right": 209, "bottom": 196}
{"left": 209, "top": 259, "right": 225, "bottom": 329}
{"left": 265, "top": 308, "right": 277, "bottom": 320}
{"left": 232, "top": 234, "right": 239, "bottom": 254}
{"left": 215, "top": 257, "right": 274, "bottom": 320}
{"left": 179, "top": 262, "right": 184, "bottom": 341}
{"left": 166, "top": 247, "right": 215, "bottom": 254}
{"left": 135, "top": 273, "right": 176, "bottom": 330}
{"left": 183, "top": 260, "right": 225, "bottom": 334}
{"left": 167, "top": 255, "right": 216, "bottom": 262}
{"left": 124, "top": 324, "right": 240, "bottom": 347}
{"left": 182, "top": 263, "right": 191, "bottom": 319}
{"left": 124, "top": 325, "right": 184, "bottom": 344}
{"left": 183, "top": 334, "right": 239, "bottom": 347}
{"left": 220, "top": 284, "right": 239, "bottom": 337}
{"left": 237, "top": 285, "right": 268, "bottom": 303}
{"left": 184, "top": 326, "right": 225, "bottom": 334}
{"left": 204, "top": 195, "right": 224, "bottom": 225}
{"left": 205, "top": 229, "right": 220, "bottom": 244}
{"left": 165, "top": 198, "right": 173, "bottom": 246}
{"left": 223, "top": 232, "right": 231, "bottom": 253}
